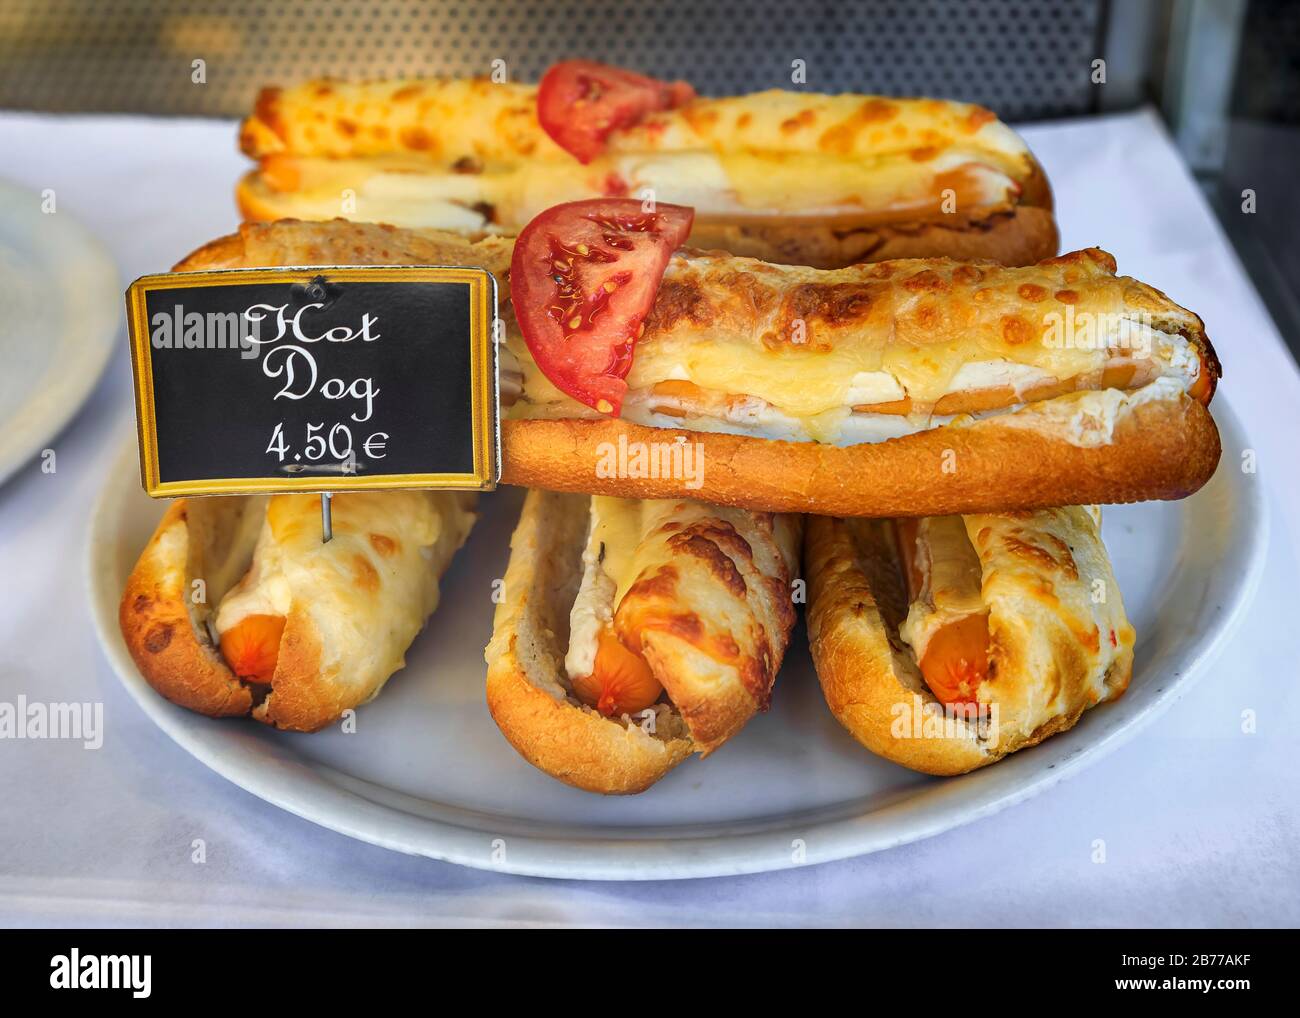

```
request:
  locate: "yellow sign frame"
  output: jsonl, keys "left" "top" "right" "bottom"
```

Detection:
{"left": 126, "top": 266, "right": 497, "bottom": 497}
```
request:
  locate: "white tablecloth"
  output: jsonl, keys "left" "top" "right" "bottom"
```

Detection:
{"left": 1, "top": 107, "right": 1297, "bottom": 927}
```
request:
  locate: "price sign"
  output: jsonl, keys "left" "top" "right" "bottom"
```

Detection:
{"left": 126, "top": 266, "right": 498, "bottom": 496}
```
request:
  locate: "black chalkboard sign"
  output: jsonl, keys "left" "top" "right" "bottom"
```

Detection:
{"left": 126, "top": 266, "right": 498, "bottom": 497}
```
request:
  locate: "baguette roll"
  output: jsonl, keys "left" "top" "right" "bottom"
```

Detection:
{"left": 237, "top": 77, "right": 1056, "bottom": 267}
{"left": 485, "top": 490, "right": 801, "bottom": 793}
{"left": 174, "top": 220, "right": 1220, "bottom": 517}
{"left": 805, "top": 506, "right": 1135, "bottom": 775}
{"left": 120, "top": 490, "right": 475, "bottom": 731}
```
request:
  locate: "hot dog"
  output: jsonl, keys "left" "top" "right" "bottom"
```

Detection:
{"left": 120, "top": 490, "right": 476, "bottom": 731}
{"left": 804, "top": 506, "right": 1135, "bottom": 774}
{"left": 236, "top": 60, "right": 1057, "bottom": 268}
{"left": 503, "top": 200, "right": 1220, "bottom": 515}
{"left": 484, "top": 490, "right": 801, "bottom": 793}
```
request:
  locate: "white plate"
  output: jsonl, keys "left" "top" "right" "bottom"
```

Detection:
{"left": 0, "top": 178, "right": 120, "bottom": 488}
{"left": 87, "top": 401, "right": 1266, "bottom": 880}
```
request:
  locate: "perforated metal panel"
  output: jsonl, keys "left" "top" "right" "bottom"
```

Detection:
{"left": 1233, "top": 0, "right": 1300, "bottom": 121}
{"left": 0, "top": 0, "right": 1114, "bottom": 121}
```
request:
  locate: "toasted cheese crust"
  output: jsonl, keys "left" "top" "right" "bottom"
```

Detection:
{"left": 237, "top": 78, "right": 1056, "bottom": 265}
{"left": 215, "top": 491, "right": 476, "bottom": 730}
{"left": 805, "top": 507, "right": 1135, "bottom": 774}
{"left": 241, "top": 80, "right": 552, "bottom": 163}
{"left": 242, "top": 81, "right": 1036, "bottom": 172}
{"left": 173, "top": 216, "right": 515, "bottom": 280}
{"left": 605, "top": 498, "right": 801, "bottom": 752}
{"left": 120, "top": 490, "right": 476, "bottom": 732}
{"left": 508, "top": 245, "right": 1218, "bottom": 438}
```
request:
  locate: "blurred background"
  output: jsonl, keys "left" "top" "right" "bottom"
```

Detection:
{"left": 1, "top": 0, "right": 1296, "bottom": 351}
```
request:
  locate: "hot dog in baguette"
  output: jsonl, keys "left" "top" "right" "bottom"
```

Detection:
{"left": 173, "top": 212, "right": 1221, "bottom": 516}
{"left": 504, "top": 201, "right": 1220, "bottom": 515}
{"left": 237, "top": 60, "right": 1057, "bottom": 268}
{"left": 804, "top": 506, "right": 1134, "bottom": 774}
{"left": 120, "top": 490, "right": 475, "bottom": 731}
{"left": 484, "top": 490, "right": 801, "bottom": 793}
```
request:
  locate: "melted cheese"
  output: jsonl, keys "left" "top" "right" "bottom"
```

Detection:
{"left": 215, "top": 517, "right": 293, "bottom": 632}
{"left": 620, "top": 324, "right": 1195, "bottom": 419}
{"left": 261, "top": 147, "right": 1017, "bottom": 234}
{"left": 962, "top": 507, "right": 1134, "bottom": 714}
{"left": 509, "top": 313, "right": 1198, "bottom": 447}
{"left": 493, "top": 240, "right": 1206, "bottom": 448}
{"left": 899, "top": 516, "right": 987, "bottom": 662}
{"left": 248, "top": 82, "right": 1035, "bottom": 171}
{"left": 945, "top": 360, "right": 1056, "bottom": 397}
{"left": 713, "top": 148, "right": 1014, "bottom": 218}
{"left": 211, "top": 492, "right": 475, "bottom": 711}
{"left": 505, "top": 261, "right": 1202, "bottom": 443}
{"left": 564, "top": 496, "right": 654, "bottom": 680}
{"left": 998, "top": 376, "right": 1187, "bottom": 447}
{"left": 846, "top": 371, "right": 908, "bottom": 405}
{"left": 592, "top": 496, "right": 653, "bottom": 606}
{"left": 511, "top": 372, "right": 1192, "bottom": 451}
{"left": 629, "top": 349, "right": 914, "bottom": 418}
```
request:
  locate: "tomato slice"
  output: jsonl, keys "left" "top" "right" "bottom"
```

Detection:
{"left": 537, "top": 60, "right": 696, "bottom": 164}
{"left": 510, "top": 198, "right": 694, "bottom": 414}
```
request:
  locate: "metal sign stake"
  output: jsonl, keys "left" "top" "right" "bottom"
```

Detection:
{"left": 321, "top": 492, "right": 333, "bottom": 544}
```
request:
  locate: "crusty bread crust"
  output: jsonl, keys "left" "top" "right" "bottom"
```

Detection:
{"left": 1019, "top": 157, "right": 1054, "bottom": 211}
{"left": 172, "top": 230, "right": 247, "bottom": 272}
{"left": 501, "top": 394, "right": 1221, "bottom": 517}
{"left": 686, "top": 205, "right": 1058, "bottom": 269}
{"left": 236, "top": 167, "right": 1058, "bottom": 269}
{"left": 688, "top": 156, "right": 1055, "bottom": 267}
{"left": 172, "top": 214, "right": 514, "bottom": 278}
{"left": 119, "top": 498, "right": 261, "bottom": 719}
{"left": 248, "top": 607, "right": 329, "bottom": 731}
{"left": 484, "top": 490, "right": 694, "bottom": 794}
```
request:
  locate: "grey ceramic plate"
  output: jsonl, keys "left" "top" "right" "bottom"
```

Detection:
{"left": 0, "top": 178, "right": 119, "bottom": 488}
{"left": 87, "top": 399, "right": 1266, "bottom": 880}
